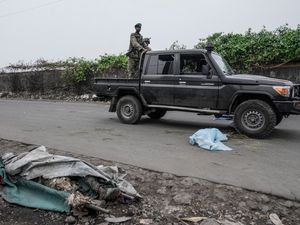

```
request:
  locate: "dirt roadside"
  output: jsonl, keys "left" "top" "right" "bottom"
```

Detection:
{"left": 0, "top": 138, "right": 299, "bottom": 225}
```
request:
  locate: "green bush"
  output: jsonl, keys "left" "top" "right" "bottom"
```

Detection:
{"left": 62, "top": 54, "right": 128, "bottom": 85}
{"left": 94, "top": 54, "right": 128, "bottom": 75}
{"left": 62, "top": 58, "right": 95, "bottom": 85}
{"left": 195, "top": 24, "right": 300, "bottom": 72}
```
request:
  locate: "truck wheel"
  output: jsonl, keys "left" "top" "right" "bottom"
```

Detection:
{"left": 147, "top": 109, "right": 167, "bottom": 119}
{"left": 234, "top": 100, "right": 276, "bottom": 138}
{"left": 116, "top": 95, "right": 142, "bottom": 124}
{"left": 276, "top": 114, "right": 283, "bottom": 126}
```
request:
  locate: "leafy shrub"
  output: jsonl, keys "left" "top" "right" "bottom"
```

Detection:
{"left": 62, "top": 58, "right": 95, "bottom": 85}
{"left": 62, "top": 54, "right": 128, "bottom": 85}
{"left": 195, "top": 24, "right": 300, "bottom": 72}
{"left": 94, "top": 54, "right": 128, "bottom": 75}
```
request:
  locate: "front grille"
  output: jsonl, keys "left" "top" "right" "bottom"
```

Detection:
{"left": 292, "top": 85, "right": 300, "bottom": 98}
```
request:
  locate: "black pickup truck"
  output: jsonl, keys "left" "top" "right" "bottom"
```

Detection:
{"left": 93, "top": 47, "right": 300, "bottom": 138}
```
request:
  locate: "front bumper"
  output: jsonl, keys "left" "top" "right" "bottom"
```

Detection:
{"left": 274, "top": 100, "right": 300, "bottom": 115}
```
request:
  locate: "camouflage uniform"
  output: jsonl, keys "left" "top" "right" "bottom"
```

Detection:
{"left": 126, "top": 23, "right": 150, "bottom": 78}
{"left": 127, "top": 32, "right": 148, "bottom": 78}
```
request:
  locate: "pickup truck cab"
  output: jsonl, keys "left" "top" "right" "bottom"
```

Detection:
{"left": 94, "top": 47, "right": 300, "bottom": 138}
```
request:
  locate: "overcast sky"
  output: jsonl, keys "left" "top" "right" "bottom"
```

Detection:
{"left": 0, "top": 0, "right": 299, "bottom": 67}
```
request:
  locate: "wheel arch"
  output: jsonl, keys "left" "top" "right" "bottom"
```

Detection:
{"left": 109, "top": 88, "right": 146, "bottom": 112}
{"left": 229, "top": 92, "right": 278, "bottom": 115}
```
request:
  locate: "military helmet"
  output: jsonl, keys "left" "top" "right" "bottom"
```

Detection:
{"left": 135, "top": 23, "right": 142, "bottom": 28}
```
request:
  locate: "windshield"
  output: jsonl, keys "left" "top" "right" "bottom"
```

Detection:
{"left": 211, "top": 53, "right": 234, "bottom": 75}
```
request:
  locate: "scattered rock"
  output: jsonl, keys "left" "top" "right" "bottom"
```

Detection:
{"left": 140, "top": 218, "right": 154, "bottom": 224}
{"left": 156, "top": 186, "right": 167, "bottom": 195}
{"left": 80, "top": 94, "right": 90, "bottom": 100}
{"left": 180, "top": 177, "right": 202, "bottom": 186}
{"left": 219, "top": 220, "right": 245, "bottom": 225}
{"left": 269, "top": 213, "right": 283, "bottom": 225}
{"left": 65, "top": 215, "right": 76, "bottom": 224}
{"left": 173, "top": 193, "right": 192, "bottom": 205}
{"left": 164, "top": 205, "right": 182, "bottom": 214}
{"left": 162, "top": 172, "right": 174, "bottom": 180}
{"left": 261, "top": 205, "right": 270, "bottom": 213}
{"left": 280, "top": 200, "right": 294, "bottom": 208}
{"left": 214, "top": 189, "right": 228, "bottom": 201}
{"left": 0, "top": 92, "right": 9, "bottom": 98}
{"left": 238, "top": 202, "right": 246, "bottom": 208}
{"left": 92, "top": 94, "right": 98, "bottom": 101}
{"left": 246, "top": 200, "right": 258, "bottom": 210}
{"left": 181, "top": 217, "right": 207, "bottom": 223}
{"left": 259, "top": 194, "right": 270, "bottom": 203}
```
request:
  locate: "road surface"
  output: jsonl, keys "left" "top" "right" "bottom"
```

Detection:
{"left": 0, "top": 99, "right": 300, "bottom": 200}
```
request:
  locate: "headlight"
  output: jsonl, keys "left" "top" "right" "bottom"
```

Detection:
{"left": 273, "top": 86, "right": 291, "bottom": 97}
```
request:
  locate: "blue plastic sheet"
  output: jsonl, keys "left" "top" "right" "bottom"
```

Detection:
{"left": 189, "top": 128, "right": 232, "bottom": 151}
{"left": 0, "top": 160, "right": 70, "bottom": 212}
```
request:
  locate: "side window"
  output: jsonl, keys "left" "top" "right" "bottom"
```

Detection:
{"left": 146, "top": 55, "right": 158, "bottom": 74}
{"left": 157, "top": 54, "right": 174, "bottom": 75}
{"left": 180, "top": 54, "right": 209, "bottom": 75}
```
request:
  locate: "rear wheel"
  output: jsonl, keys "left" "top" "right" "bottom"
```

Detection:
{"left": 234, "top": 100, "right": 276, "bottom": 138}
{"left": 116, "top": 95, "right": 142, "bottom": 124}
{"left": 147, "top": 109, "right": 167, "bottom": 119}
{"left": 276, "top": 114, "right": 283, "bottom": 126}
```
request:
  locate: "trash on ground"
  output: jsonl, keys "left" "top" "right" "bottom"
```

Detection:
{"left": 0, "top": 146, "right": 140, "bottom": 216}
{"left": 218, "top": 219, "right": 245, "bottom": 225}
{"left": 189, "top": 128, "right": 232, "bottom": 151}
{"left": 139, "top": 218, "right": 154, "bottom": 224}
{"left": 104, "top": 216, "right": 132, "bottom": 223}
{"left": 180, "top": 216, "right": 207, "bottom": 222}
{"left": 269, "top": 213, "right": 283, "bottom": 225}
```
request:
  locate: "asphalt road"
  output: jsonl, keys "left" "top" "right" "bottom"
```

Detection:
{"left": 0, "top": 99, "right": 300, "bottom": 200}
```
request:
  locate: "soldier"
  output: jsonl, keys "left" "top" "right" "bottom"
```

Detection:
{"left": 126, "top": 23, "right": 150, "bottom": 78}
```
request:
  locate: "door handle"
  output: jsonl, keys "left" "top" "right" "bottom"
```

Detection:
{"left": 144, "top": 80, "right": 151, "bottom": 84}
{"left": 179, "top": 81, "right": 186, "bottom": 85}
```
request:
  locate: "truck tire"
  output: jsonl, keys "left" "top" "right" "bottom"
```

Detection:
{"left": 147, "top": 109, "right": 167, "bottom": 119}
{"left": 234, "top": 100, "right": 276, "bottom": 138}
{"left": 116, "top": 95, "right": 142, "bottom": 124}
{"left": 276, "top": 114, "right": 283, "bottom": 126}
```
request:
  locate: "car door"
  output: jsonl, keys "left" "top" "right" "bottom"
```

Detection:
{"left": 141, "top": 54, "right": 177, "bottom": 105}
{"left": 174, "top": 53, "right": 220, "bottom": 109}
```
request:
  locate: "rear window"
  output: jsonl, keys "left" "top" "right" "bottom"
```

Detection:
{"left": 146, "top": 54, "right": 174, "bottom": 75}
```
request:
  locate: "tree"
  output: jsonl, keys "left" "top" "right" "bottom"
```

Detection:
{"left": 195, "top": 25, "right": 300, "bottom": 72}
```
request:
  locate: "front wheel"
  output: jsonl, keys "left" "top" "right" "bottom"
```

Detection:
{"left": 234, "top": 100, "right": 276, "bottom": 138}
{"left": 116, "top": 95, "right": 142, "bottom": 124}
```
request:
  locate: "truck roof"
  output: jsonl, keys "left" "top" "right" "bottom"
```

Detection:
{"left": 147, "top": 49, "right": 207, "bottom": 55}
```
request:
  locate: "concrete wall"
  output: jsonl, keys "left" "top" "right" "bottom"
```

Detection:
{"left": 0, "top": 70, "right": 66, "bottom": 92}
{"left": 254, "top": 64, "right": 300, "bottom": 83}
{"left": 0, "top": 65, "right": 299, "bottom": 93}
